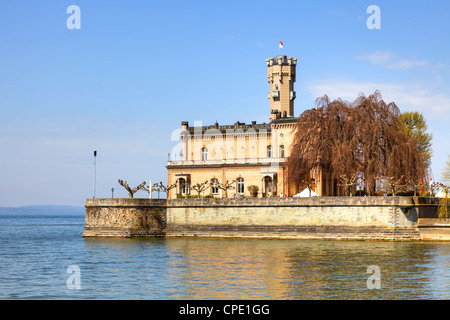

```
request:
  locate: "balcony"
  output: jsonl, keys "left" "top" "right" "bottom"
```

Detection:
{"left": 290, "top": 91, "right": 296, "bottom": 100}
{"left": 272, "top": 90, "right": 280, "bottom": 100}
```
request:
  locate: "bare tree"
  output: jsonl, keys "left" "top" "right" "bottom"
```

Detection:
{"left": 430, "top": 182, "right": 440, "bottom": 197}
{"left": 118, "top": 180, "right": 146, "bottom": 198}
{"left": 338, "top": 174, "right": 358, "bottom": 196}
{"left": 139, "top": 181, "right": 176, "bottom": 198}
{"left": 139, "top": 182, "right": 158, "bottom": 197}
{"left": 378, "top": 175, "right": 405, "bottom": 196}
{"left": 406, "top": 179, "right": 423, "bottom": 197}
{"left": 155, "top": 182, "right": 177, "bottom": 198}
{"left": 217, "top": 180, "right": 236, "bottom": 198}
{"left": 301, "top": 178, "right": 316, "bottom": 198}
{"left": 191, "top": 180, "right": 210, "bottom": 197}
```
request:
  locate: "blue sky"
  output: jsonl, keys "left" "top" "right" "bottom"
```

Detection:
{"left": 1, "top": 0, "right": 449, "bottom": 206}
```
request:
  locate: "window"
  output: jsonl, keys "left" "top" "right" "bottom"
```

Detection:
{"left": 267, "top": 146, "right": 272, "bottom": 158}
{"left": 280, "top": 145, "right": 285, "bottom": 158}
{"left": 179, "top": 178, "right": 187, "bottom": 194}
{"left": 202, "top": 147, "right": 208, "bottom": 161}
{"left": 267, "top": 177, "right": 272, "bottom": 193}
{"left": 264, "top": 176, "right": 272, "bottom": 195}
{"left": 211, "top": 179, "right": 219, "bottom": 195}
{"left": 237, "top": 178, "right": 244, "bottom": 195}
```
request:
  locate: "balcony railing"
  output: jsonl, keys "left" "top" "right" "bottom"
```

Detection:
{"left": 167, "top": 157, "right": 287, "bottom": 166}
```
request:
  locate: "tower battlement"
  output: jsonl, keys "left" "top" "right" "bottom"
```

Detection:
{"left": 266, "top": 56, "right": 297, "bottom": 66}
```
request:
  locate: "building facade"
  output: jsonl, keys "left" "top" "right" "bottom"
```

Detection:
{"left": 166, "top": 55, "right": 314, "bottom": 199}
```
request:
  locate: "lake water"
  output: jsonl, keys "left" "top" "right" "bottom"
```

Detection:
{"left": 0, "top": 215, "right": 450, "bottom": 300}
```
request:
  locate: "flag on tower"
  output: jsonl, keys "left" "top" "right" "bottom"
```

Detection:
{"left": 279, "top": 41, "right": 283, "bottom": 49}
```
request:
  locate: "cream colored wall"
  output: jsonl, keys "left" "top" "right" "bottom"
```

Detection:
{"left": 167, "top": 165, "right": 287, "bottom": 199}
{"left": 183, "top": 130, "right": 272, "bottom": 162}
{"left": 168, "top": 122, "right": 297, "bottom": 199}
{"left": 181, "top": 124, "right": 296, "bottom": 161}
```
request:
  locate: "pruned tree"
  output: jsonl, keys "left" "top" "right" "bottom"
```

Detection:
{"left": 430, "top": 181, "right": 440, "bottom": 197}
{"left": 139, "top": 182, "right": 159, "bottom": 197}
{"left": 378, "top": 175, "right": 406, "bottom": 196}
{"left": 288, "top": 91, "right": 426, "bottom": 196}
{"left": 155, "top": 182, "right": 177, "bottom": 197}
{"left": 217, "top": 180, "right": 236, "bottom": 198}
{"left": 191, "top": 180, "right": 210, "bottom": 197}
{"left": 406, "top": 179, "right": 423, "bottom": 197}
{"left": 139, "top": 181, "right": 176, "bottom": 198}
{"left": 301, "top": 178, "right": 316, "bottom": 198}
{"left": 118, "top": 179, "right": 146, "bottom": 198}
{"left": 338, "top": 174, "right": 358, "bottom": 196}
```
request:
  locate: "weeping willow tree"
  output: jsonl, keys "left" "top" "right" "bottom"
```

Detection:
{"left": 287, "top": 91, "right": 426, "bottom": 195}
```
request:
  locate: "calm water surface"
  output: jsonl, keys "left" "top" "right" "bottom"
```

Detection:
{"left": 0, "top": 215, "right": 449, "bottom": 299}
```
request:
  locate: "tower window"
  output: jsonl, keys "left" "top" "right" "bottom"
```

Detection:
{"left": 267, "top": 146, "right": 272, "bottom": 158}
{"left": 280, "top": 145, "right": 285, "bottom": 158}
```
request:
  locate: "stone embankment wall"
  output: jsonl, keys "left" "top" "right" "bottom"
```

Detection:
{"left": 83, "top": 197, "right": 442, "bottom": 240}
{"left": 83, "top": 198, "right": 167, "bottom": 237}
{"left": 418, "top": 218, "right": 450, "bottom": 241}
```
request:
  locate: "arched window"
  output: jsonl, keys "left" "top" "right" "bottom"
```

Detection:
{"left": 211, "top": 178, "right": 219, "bottom": 195}
{"left": 280, "top": 145, "right": 285, "bottom": 158}
{"left": 237, "top": 178, "right": 244, "bottom": 195}
{"left": 267, "top": 146, "right": 272, "bottom": 158}
{"left": 201, "top": 147, "right": 208, "bottom": 161}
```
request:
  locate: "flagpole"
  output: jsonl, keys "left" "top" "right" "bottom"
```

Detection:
{"left": 93, "top": 150, "right": 97, "bottom": 199}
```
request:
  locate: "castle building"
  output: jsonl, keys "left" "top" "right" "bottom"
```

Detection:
{"left": 166, "top": 55, "right": 321, "bottom": 198}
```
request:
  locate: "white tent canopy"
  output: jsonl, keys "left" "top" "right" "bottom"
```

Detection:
{"left": 436, "top": 190, "right": 449, "bottom": 198}
{"left": 293, "top": 188, "right": 319, "bottom": 197}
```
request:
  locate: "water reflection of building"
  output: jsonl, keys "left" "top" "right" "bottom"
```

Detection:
{"left": 164, "top": 239, "right": 444, "bottom": 299}
{"left": 165, "top": 238, "right": 292, "bottom": 299}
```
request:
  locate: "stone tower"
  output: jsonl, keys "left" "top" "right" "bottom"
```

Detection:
{"left": 266, "top": 56, "right": 297, "bottom": 121}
